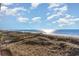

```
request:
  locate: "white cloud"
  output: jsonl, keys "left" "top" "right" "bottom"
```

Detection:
{"left": 1, "top": 6, "right": 8, "bottom": 11}
{"left": 2, "top": 3, "right": 13, "bottom": 6}
{"left": 72, "top": 18, "right": 79, "bottom": 21}
{"left": 47, "top": 5, "right": 68, "bottom": 20}
{"left": 48, "top": 3, "right": 64, "bottom": 9}
{"left": 17, "top": 17, "right": 29, "bottom": 23}
{"left": 65, "top": 14, "right": 73, "bottom": 18}
{"left": 31, "top": 3, "right": 40, "bottom": 8}
{"left": 7, "top": 7, "right": 26, "bottom": 16}
{"left": 47, "top": 14, "right": 56, "bottom": 20}
{"left": 0, "top": 5, "right": 27, "bottom": 16}
{"left": 55, "top": 14, "right": 79, "bottom": 27}
{"left": 31, "top": 17, "right": 41, "bottom": 23}
{"left": 31, "top": 3, "right": 40, "bottom": 9}
{"left": 46, "top": 12, "right": 50, "bottom": 16}
{"left": 57, "top": 18, "right": 75, "bottom": 27}
{"left": 17, "top": 16, "right": 41, "bottom": 24}
{"left": 65, "top": 14, "right": 79, "bottom": 21}
{"left": 12, "top": 7, "right": 26, "bottom": 12}
{"left": 54, "top": 5, "right": 68, "bottom": 15}
{"left": 57, "top": 18, "right": 70, "bottom": 24}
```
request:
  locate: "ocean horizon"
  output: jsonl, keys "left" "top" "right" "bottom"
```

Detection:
{"left": 53, "top": 29, "right": 79, "bottom": 36}
{"left": 1, "top": 29, "right": 79, "bottom": 36}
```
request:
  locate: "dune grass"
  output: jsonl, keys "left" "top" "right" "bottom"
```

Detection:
{"left": 0, "top": 31, "right": 79, "bottom": 56}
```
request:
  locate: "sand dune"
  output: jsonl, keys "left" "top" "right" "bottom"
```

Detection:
{"left": 0, "top": 31, "right": 79, "bottom": 56}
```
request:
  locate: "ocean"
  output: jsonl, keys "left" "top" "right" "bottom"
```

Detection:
{"left": 54, "top": 29, "right": 79, "bottom": 36}
{"left": 1, "top": 29, "right": 79, "bottom": 36}
{"left": 19, "top": 29, "right": 79, "bottom": 36}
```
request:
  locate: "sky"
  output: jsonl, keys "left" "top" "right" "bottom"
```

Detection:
{"left": 0, "top": 3, "right": 79, "bottom": 30}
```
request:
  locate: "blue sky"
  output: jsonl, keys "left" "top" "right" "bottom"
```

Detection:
{"left": 0, "top": 3, "right": 79, "bottom": 30}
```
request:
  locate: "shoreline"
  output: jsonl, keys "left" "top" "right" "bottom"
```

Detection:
{"left": 43, "top": 33, "right": 79, "bottom": 38}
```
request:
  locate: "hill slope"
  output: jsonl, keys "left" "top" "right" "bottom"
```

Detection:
{"left": 0, "top": 31, "right": 79, "bottom": 56}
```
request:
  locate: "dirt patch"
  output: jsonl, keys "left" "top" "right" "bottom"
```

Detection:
{"left": 0, "top": 49, "right": 12, "bottom": 56}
